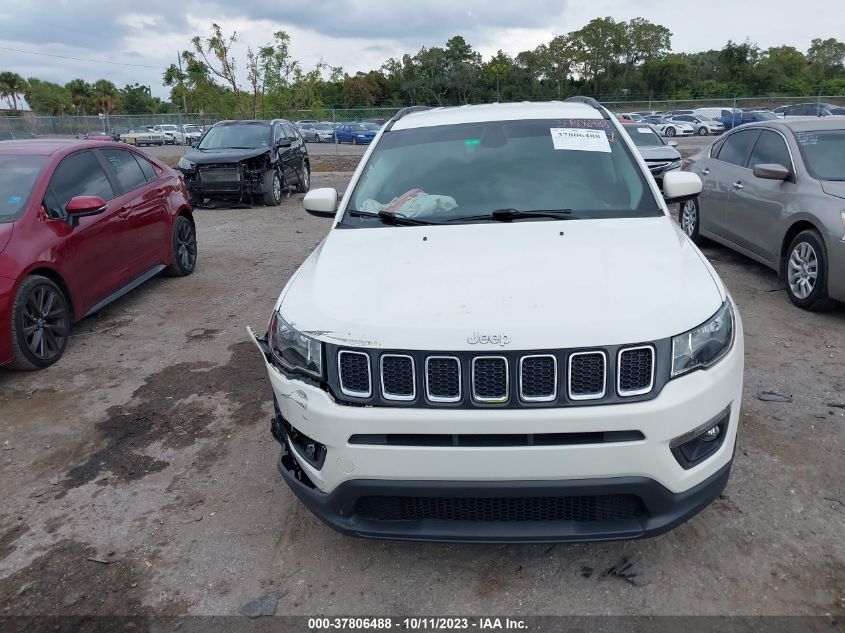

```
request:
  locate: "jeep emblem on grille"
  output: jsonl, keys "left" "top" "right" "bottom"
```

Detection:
{"left": 467, "top": 332, "right": 511, "bottom": 346}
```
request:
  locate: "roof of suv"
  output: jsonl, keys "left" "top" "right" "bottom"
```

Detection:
{"left": 392, "top": 102, "right": 603, "bottom": 131}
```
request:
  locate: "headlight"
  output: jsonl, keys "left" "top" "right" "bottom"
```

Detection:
{"left": 268, "top": 311, "right": 323, "bottom": 378}
{"left": 671, "top": 300, "right": 734, "bottom": 377}
{"left": 177, "top": 156, "right": 195, "bottom": 170}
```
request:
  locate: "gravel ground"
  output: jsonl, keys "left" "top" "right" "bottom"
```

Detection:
{"left": 1, "top": 172, "right": 843, "bottom": 618}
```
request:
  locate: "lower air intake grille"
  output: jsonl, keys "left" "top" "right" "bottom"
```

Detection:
{"left": 568, "top": 352, "right": 606, "bottom": 399}
{"left": 338, "top": 351, "right": 371, "bottom": 397}
{"left": 618, "top": 346, "right": 654, "bottom": 395}
{"left": 472, "top": 357, "right": 508, "bottom": 402}
{"left": 355, "top": 494, "right": 646, "bottom": 522}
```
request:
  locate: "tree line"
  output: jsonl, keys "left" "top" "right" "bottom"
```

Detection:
{"left": 2, "top": 16, "right": 844, "bottom": 117}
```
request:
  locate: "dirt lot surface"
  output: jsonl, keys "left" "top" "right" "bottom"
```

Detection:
{"left": 1, "top": 172, "right": 843, "bottom": 618}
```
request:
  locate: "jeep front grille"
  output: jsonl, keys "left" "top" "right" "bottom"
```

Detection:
{"left": 425, "top": 356, "right": 461, "bottom": 402}
{"left": 567, "top": 351, "right": 606, "bottom": 400}
{"left": 380, "top": 354, "right": 415, "bottom": 401}
{"left": 617, "top": 346, "right": 654, "bottom": 396}
{"left": 338, "top": 351, "right": 371, "bottom": 397}
{"left": 519, "top": 355, "right": 557, "bottom": 402}
{"left": 331, "top": 343, "right": 663, "bottom": 408}
{"left": 472, "top": 356, "right": 508, "bottom": 403}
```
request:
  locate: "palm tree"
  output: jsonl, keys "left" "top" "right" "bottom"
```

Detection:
{"left": 65, "top": 78, "right": 92, "bottom": 114}
{"left": 0, "top": 71, "right": 28, "bottom": 110}
{"left": 92, "top": 79, "right": 121, "bottom": 115}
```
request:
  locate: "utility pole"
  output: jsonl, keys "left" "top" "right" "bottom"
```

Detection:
{"left": 177, "top": 51, "right": 188, "bottom": 115}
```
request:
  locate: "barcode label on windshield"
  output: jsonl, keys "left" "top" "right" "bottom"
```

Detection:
{"left": 550, "top": 128, "right": 611, "bottom": 153}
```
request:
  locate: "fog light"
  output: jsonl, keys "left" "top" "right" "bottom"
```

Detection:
{"left": 670, "top": 406, "right": 730, "bottom": 470}
{"left": 702, "top": 425, "right": 721, "bottom": 442}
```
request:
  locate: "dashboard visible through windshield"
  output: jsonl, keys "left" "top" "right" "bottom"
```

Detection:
{"left": 343, "top": 118, "right": 660, "bottom": 226}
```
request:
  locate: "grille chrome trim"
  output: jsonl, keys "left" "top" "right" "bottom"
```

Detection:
{"left": 425, "top": 356, "right": 462, "bottom": 403}
{"left": 518, "top": 354, "right": 558, "bottom": 402}
{"left": 471, "top": 356, "right": 509, "bottom": 404}
{"left": 567, "top": 351, "right": 607, "bottom": 401}
{"left": 380, "top": 354, "right": 416, "bottom": 401}
{"left": 337, "top": 350, "right": 371, "bottom": 398}
{"left": 616, "top": 345, "right": 655, "bottom": 397}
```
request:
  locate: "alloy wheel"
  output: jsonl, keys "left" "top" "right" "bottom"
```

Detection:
{"left": 176, "top": 220, "right": 197, "bottom": 271}
{"left": 788, "top": 242, "right": 818, "bottom": 300}
{"left": 680, "top": 200, "right": 697, "bottom": 237}
{"left": 21, "top": 285, "right": 68, "bottom": 362}
{"left": 273, "top": 173, "right": 282, "bottom": 203}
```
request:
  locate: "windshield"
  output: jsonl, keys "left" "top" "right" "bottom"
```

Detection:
{"left": 343, "top": 118, "right": 659, "bottom": 226}
{"left": 625, "top": 126, "right": 665, "bottom": 147}
{"left": 315, "top": 123, "right": 332, "bottom": 130}
{"left": 198, "top": 123, "right": 271, "bottom": 150}
{"left": 183, "top": 125, "right": 200, "bottom": 133}
{"left": 361, "top": 122, "right": 381, "bottom": 130}
{"left": 756, "top": 112, "right": 777, "bottom": 120}
{"left": 794, "top": 129, "right": 845, "bottom": 181}
{"left": 0, "top": 155, "right": 46, "bottom": 223}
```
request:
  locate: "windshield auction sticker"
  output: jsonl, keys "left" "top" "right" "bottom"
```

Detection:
{"left": 550, "top": 127, "right": 611, "bottom": 152}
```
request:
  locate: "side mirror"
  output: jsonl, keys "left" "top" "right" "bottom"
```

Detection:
{"left": 276, "top": 138, "right": 292, "bottom": 148}
{"left": 662, "top": 171, "right": 702, "bottom": 205}
{"left": 303, "top": 188, "right": 338, "bottom": 218}
{"left": 667, "top": 140, "right": 678, "bottom": 147}
{"left": 752, "top": 163, "right": 790, "bottom": 181}
{"left": 66, "top": 196, "right": 107, "bottom": 227}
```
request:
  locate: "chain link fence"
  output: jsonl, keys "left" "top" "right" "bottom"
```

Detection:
{"left": 2, "top": 97, "right": 842, "bottom": 138}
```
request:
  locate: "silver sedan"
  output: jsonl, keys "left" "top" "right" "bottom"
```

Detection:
{"left": 679, "top": 118, "right": 845, "bottom": 310}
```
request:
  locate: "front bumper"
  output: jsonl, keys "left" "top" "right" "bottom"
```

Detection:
{"left": 181, "top": 167, "right": 270, "bottom": 198}
{"left": 276, "top": 438, "right": 732, "bottom": 543}
{"left": 251, "top": 315, "right": 743, "bottom": 541}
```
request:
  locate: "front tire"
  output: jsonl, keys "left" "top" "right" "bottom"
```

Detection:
{"left": 164, "top": 215, "right": 197, "bottom": 277}
{"left": 352, "top": 137, "right": 358, "bottom": 145}
{"left": 679, "top": 198, "right": 702, "bottom": 244}
{"left": 297, "top": 163, "right": 310, "bottom": 193}
{"left": 697, "top": 127, "right": 709, "bottom": 136}
{"left": 665, "top": 127, "right": 676, "bottom": 137}
{"left": 9, "top": 276, "right": 70, "bottom": 370}
{"left": 263, "top": 170, "right": 282, "bottom": 206}
{"left": 785, "top": 230, "right": 833, "bottom": 311}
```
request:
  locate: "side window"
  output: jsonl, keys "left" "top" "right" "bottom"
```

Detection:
{"left": 748, "top": 131, "right": 791, "bottom": 169}
{"left": 717, "top": 130, "right": 760, "bottom": 167}
{"left": 44, "top": 151, "right": 115, "bottom": 216}
{"left": 273, "top": 125, "right": 284, "bottom": 143}
{"left": 134, "top": 153, "right": 158, "bottom": 182}
{"left": 283, "top": 124, "right": 298, "bottom": 142}
{"left": 98, "top": 148, "right": 148, "bottom": 193}
{"left": 710, "top": 137, "right": 727, "bottom": 158}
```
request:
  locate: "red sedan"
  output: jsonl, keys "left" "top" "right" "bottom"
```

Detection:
{"left": 0, "top": 140, "right": 197, "bottom": 369}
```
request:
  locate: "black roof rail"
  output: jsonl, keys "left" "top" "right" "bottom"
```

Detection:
{"left": 564, "top": 96, "right": 611, "bottom": 119}
{"left": 384, "top": 106, "right": 431, "bottom": 131}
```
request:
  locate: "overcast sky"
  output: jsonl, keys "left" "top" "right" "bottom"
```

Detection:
{"left": 1, "top": 0, "right": 843, "bottom": 100}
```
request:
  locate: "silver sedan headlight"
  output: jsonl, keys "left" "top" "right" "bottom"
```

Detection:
{"left": 671, "top": 300, "right": 735, "bottom": 377}
{"left": 177, "top": 156, "right": 195, "bottom": 170}
{"left": 268, "top": 311, "right": 323, "bottom": 378}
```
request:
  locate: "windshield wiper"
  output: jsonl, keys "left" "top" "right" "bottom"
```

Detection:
{"left": 347, "top": 210, "right": 441, "bottom": 226}
{"left": 444, "top": 208, "right": 575, "bottom": 223}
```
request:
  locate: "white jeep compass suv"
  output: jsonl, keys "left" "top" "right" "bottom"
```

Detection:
{"left": 250, "top": 98, "right": 744, "bottom": 543}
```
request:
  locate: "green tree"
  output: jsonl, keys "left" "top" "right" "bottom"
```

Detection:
{"left": 0, "top": 71, "right": 28, "bottom": 110}
{"left": 807, "top": 37, "right": 845, "bottom": 78}
{"left": 91, "top": 79, "right": 122, "bottom": 114}
{"left": 64, "top": 79, "right": 92, "bottom": 114}
{"left": 23, "top": 79, "right": 72, "bottom": 115}
{"left": 620, "top": 18, "right": 672, "bottom": 88}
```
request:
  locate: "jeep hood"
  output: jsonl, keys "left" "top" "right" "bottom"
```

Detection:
{"left": 184, "top": 147, "right": 270, "bottom": 165}
{"left": 279, "top": 216, "right": 725, "bottom": 350}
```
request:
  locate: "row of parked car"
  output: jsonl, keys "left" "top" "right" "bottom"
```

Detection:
{"left": 294, "top": 120, "right": 384, "bottom": 144}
